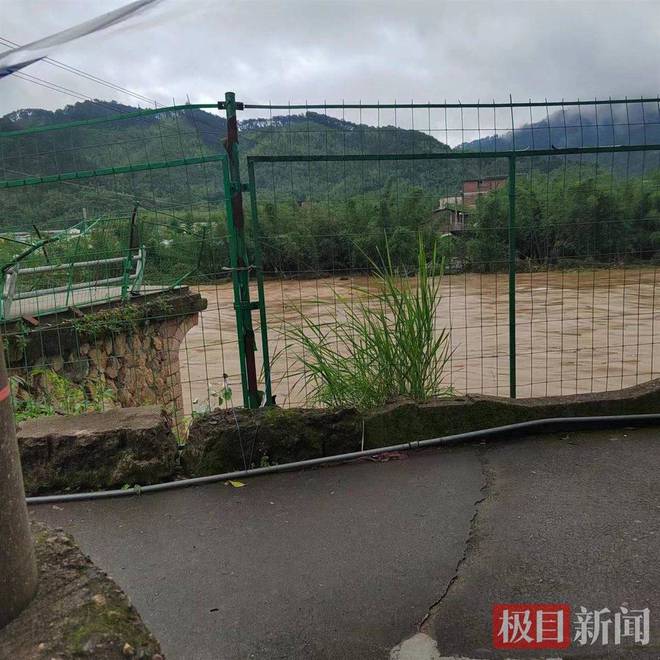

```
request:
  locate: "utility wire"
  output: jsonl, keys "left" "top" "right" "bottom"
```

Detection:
{"left": 0, "top": 35, "right": 159, "bottom": 107}
{"left": 11, "top": 70, "right": 139, "bottom": 115}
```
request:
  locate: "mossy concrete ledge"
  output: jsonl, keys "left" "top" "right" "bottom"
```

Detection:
{"left": 0, "top": 522, "right": 163, "bottom": 659}
{"left": 18, "top": 406, "right": 177, "bottom": 495}
{"left": 182, "top": 379, "right": 660, "bottom": 476}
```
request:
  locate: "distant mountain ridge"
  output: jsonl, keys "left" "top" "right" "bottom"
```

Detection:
{"left": 0, "top": 100, "right": 449, "bottom": 149}
{"left": 0, "top": 100, "right": 454, "bottom": 171}
{"left": 4, "top": 99, "right": 660, "bottom": 152}
{"left": 0, "top": 100, "right": 461, "bottom": 230}
{"left": 2, "top": 100, "right": 659, "bottom": 232}
{"left": 461, "top": 103, "right": 660, "bottom": 152}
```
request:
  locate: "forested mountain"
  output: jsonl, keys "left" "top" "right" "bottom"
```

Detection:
{"left": 0, "top": 100, "right": 471, "bottom": 230}
{"left": 0, "top": 100, "right": 658, "bottom": 277}
{"left": 461, "top": 102, "right": 660, "bottom": 153}
{"left": 4, "top": 99, "right": 659, "bottom": 230}
{"left": 0, "top": 100, "right": 453, "bottom": 173}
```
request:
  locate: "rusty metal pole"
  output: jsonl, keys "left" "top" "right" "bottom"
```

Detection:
{"left": 221, "top": 91, "right": 260, "bottom": 408}
{"left": 0, "top": 336, "right": 37, "bottom": 629}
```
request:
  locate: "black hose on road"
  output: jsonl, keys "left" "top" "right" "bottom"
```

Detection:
{"left": 26, "top": 413, "right": 660, "bottom": 506}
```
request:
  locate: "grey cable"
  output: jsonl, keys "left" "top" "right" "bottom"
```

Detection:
{"left": 26, "top": 413, "right": 660, "bottom": 505}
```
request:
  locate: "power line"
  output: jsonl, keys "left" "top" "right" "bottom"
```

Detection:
{"left": 0, "top": 35, "right": 159, "bottom": 107}
{"left": 0, "top": 35, "right": 157, "bottom": 106}
{"left": 12, "top": 70, "right": 140, "bottom": 115}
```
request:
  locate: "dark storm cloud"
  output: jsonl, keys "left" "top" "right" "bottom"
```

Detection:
{"left": 1, "top": 0, "right": 659, "bottom": 119}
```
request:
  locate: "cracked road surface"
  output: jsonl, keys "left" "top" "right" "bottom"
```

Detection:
{"left": 424, "top": 427, "right": 660, "bottom": 659}
{"left": 34, "top": 445, "right": 483, "bottom": 659}
{"left": 34, "top": 427, "right": 660, "bottom": 659}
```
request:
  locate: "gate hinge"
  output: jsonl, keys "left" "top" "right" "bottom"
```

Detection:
{"left": 217, "top": 101, "right": 245, "bottom": 110}
{"left": 233, "top": 301, "right": 262, "bottom": 311}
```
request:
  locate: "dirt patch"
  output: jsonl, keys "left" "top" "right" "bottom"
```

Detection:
{"left": 0, "top": 521, "right": 162, "bottom": 659}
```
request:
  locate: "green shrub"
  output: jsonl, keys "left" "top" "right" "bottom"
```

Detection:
{"left": 286, "top": 237, "right": 453, "bottom": 409}
{"left": 11, "top": 370, "right": 115, "bottom": 422}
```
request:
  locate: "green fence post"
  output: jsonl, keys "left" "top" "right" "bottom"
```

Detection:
{"left": 508, "top": 155, "right": 517, "bottom": 398}
{"left": 222, "top": 91, "right": 260, "bottom": 409}
{"left": 65, "top": 233, "right": 80, "bottom": 307}
{"left": 120, "top": 252, "right": 133, "bottom": 302}
{"left": 247, "top": 160, "right": 273, "bottom": 405}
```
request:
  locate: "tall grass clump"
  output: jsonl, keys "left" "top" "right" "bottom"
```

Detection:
{"left": 286, "top": 238, "right": 453, "bottom": 409}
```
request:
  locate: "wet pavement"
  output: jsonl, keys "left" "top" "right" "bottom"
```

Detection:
{"left": 34, "top": 426, "right": 660, "bottom": 659}
{"left": 34, "top": 445, "right": 482, "bottom": 659}
{"left": 424, "top": 426, "right": 660, "bottom": 659}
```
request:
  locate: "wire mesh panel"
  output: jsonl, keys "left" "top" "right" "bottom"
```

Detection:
{"left": 0, "top": 108, "right": 237, "bottom": 431}
{"left": 240, "top": 98, "right": 660, "bottom": 405}
{"left": 511, "top": 151, "right": 660, "bottom": 396}
{"left": 247, "top": 154, "right": 512, "bottom": 405}
{"left": 0, "top": 216, "right": 143, "bottom": 321}
{"left": 1, "top": 97, "right": 659, "bottom": 428}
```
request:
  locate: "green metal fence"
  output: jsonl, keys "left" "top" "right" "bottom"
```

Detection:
{"left": 1, "top": 94, "right": 659, "bottom": 429}
{"left": 238, "top": 97, "right": 660, "bottom": 407}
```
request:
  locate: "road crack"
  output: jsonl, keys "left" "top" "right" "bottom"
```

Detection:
{"left": 420, "top": 448, "right": 492, "bottom": 634}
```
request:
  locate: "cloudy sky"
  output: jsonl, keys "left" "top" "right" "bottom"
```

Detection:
{"left": 1, "top": 0, "right": 659, "bottom": 122}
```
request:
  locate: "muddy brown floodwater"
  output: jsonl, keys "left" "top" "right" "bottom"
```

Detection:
{"left": 178, "top": 267, "right": 659, "bottom": 413}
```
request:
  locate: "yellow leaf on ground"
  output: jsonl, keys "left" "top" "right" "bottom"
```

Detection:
{"left": 226, "top": 480, "right": 246, "bottom": 488}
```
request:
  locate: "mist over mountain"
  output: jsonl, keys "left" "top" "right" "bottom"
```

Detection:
{"left": 461, "top": 102, "right": 660, "bottom": 151}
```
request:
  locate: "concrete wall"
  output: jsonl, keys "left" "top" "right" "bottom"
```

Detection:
{"left": 183, "top": 378, "right": 660, "bottom": 475}
{"left": 18, "top": 406, "right": 178, "bottom": 495}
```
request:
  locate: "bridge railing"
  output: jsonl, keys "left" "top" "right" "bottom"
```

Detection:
{"left": 1, "top": 247, "right": 145, "bottom": 321}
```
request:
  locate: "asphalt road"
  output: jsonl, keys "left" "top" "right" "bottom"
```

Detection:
{"left": 425, "top": 427, "right": 660, "bottom": 659}
{"left": 34, "top": 445, "right": 483, "bottom": 660}
{"left": 34, "top": 427, "right": 660, "bottom": 659}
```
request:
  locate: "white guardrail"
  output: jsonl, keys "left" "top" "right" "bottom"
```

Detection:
{"left": 1, "top": 247, "right": 145, "bottom": 321}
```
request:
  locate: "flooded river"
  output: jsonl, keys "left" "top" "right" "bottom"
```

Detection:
{"left": 178, "top": 267, "right": 659, "bottom": 412}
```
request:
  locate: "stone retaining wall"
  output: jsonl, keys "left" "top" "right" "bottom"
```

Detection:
{"left": 72, "top": 313, "right": 198, "bottom": 414}
{"left": 3, "top": 289, "right": 206, "bottom": 430}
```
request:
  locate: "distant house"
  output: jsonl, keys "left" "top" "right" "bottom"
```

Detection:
{"left": 433, "top": 175, "right": 507, "bottom": 234}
